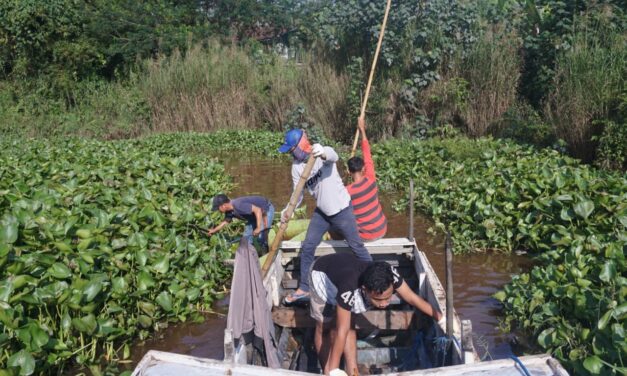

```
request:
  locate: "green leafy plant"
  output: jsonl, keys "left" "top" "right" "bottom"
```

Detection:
{"left": 372, "top": 136, "right": 626, "bottom": 375}
{"left": 0, "top": 134, "right": 250, "bottom": 374}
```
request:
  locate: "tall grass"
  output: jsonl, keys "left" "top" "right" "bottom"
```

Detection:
{"left": 141, "top": 41, "right": 349, "bottom": 135}
{"left": 296, "top": 55, "right": 351, "bottom": 141}
{"left": 459, "top": 29, "right": 521, "bottom": 137}
{"left": 545, "top": 31, "right": 625, "bottom": 161}
{"left": 1, "top": 41, "right": 349, "bottom": 140}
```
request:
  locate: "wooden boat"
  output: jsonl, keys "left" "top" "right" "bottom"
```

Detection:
{"left": 225, "top": 237, "right": 477, "bottom": 373}
{"left": 133, "top": 350, "right": 568, "bottom": 375}
{"left": 133, "top": 238, "right": 570, "bottom": 375}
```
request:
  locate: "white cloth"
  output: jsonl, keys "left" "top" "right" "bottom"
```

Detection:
{"left": 289, "top": 146, "right": 350, "bottom": 216}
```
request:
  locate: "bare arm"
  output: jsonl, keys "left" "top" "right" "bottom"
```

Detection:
{"left": 396, "top": 281, "right": 443, "bottom": 321}
{"left": 208, "top": 220, "right": 229, "bottom": 236}
{"left": 326, "top": 306, "right": 351, "bottom": 374}
{"left": 251, "top": 205, "right": 263, "bottom": 235}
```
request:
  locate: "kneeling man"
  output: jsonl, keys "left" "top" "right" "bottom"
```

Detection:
{"left": 309, "top": 253, "right": 443, "bottom": 376}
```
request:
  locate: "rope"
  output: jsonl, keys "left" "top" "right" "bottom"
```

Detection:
{"left": 510, "top": 355, "right": 533, "bottom": 376}
{"left": 433, "top": 335, "right": 462, "bottom": 367}
{"left": 350, "top": 0, "right": 393, "bottom": 157}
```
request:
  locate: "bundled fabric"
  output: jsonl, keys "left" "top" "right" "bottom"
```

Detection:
{"left": 226, "top": 238, "right": 280, "bottom": 368}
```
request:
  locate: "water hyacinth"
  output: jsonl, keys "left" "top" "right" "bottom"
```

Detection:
{"left": 372, "top": 137, "right": 626, "bottom": 375}
{"left": 0, "top": 135, "right": 237, "bottom": 374}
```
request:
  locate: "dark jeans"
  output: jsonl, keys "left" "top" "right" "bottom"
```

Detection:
{"left": 243, "top": 203, "right": 275, "bottom": 249}
{"left": 299, "top": 205, "right": 372, "bottom": 292}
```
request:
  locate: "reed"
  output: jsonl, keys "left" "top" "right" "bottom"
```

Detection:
{"left": 140, "top": 41, "right": 348, "bottom": 135}
{"left": 459, "top": 28, "right": 521, "bottom": 137}
{"left": 545, "top": 31, "right": 625, "bottom": 161}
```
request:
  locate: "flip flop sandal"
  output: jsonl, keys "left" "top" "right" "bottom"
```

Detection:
{"left": 282, "top": 291, "right": 310, "bottom": 306}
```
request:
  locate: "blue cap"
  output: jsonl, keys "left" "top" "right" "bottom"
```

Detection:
{"left": 278, "top": 129, "right": 303, "bottom": 153}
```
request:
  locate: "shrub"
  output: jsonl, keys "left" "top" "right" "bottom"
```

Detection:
{"left": 593, "top": 118, "right": 627, "bottom": 171}
{"left": 496, "top": 101, "right": 555, "bottom": 148}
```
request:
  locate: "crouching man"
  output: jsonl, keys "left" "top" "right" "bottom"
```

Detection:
{"left": 309, "top": 253, "right": 443, "bottom": 376}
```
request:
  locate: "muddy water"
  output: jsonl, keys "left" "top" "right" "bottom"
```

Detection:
{"left": 129, "top": 156, "right": 533, "bottom": 368}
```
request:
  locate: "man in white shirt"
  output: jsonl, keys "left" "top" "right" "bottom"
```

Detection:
{"left": 278, "top": 129, "right": 372, "bottom": 305}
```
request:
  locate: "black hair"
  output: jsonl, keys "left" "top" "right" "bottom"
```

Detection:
{"left": 212, "top": 194, "right": 231, "bottom": 211}
{"left": 347, "top": 156, "right": 364, "bottom": 173}
{"left": 360, "top": 262, "right": 394, "bottom": 294}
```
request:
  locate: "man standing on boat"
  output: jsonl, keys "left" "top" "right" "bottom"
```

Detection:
{"left": 309, "top": 253, "right": 443, "bottom": 376}
{"left": 208, "top": 194, "right": 274, "bottom": 249}
{"left": 346, "top": 116, "right": 387, "bottom": 241}
{"left": 278, "top": 129, "right": 372, "bottom": 305}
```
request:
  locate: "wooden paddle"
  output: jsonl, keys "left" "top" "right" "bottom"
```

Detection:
{"left": 261, "top": 155, "right": 317, "bottom": 277}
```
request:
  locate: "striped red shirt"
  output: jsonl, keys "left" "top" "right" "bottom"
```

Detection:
{"left": 346, "top": 139, "right": 387, "bottom": 241}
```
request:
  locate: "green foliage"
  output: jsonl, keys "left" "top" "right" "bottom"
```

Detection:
{"left": 0, "top": 134, "right": 260, "bottom": 374}
{"left": 516, "top": 0, "right": 625, "bottom": 106}
{"left": 496, "top": 102, "right": 555, "bottom": 148}
{"left": 0, "top": 0, "right": 206, "bottom": 85}
{"left": 372, "top": 136, "right": 626, "bottom": 374}
{"left": 593, "top": 117, "right": 627, "bottom": 171}
{"left": 0, "top": 0, "right": 101, "bottom": 84}
{"left": 202, "top": 0, "right": 298, "bottom": 41}
{"left": 85, "top": 0, "right": 209, "bottom": 78}
{"left": 0, "top": 78, "right": 151, "bottom": 139}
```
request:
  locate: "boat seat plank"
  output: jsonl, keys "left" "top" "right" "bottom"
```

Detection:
{"left": 272, "top": 307, "right": 422, "bottom": 330}
{"left": 280, "top": 238, "right": 416, "bottom": 249}
{"left": 279, "top": 238, "right": 415, "bottom": 261}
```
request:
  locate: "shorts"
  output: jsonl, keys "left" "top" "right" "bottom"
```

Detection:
{"left": 308, "top": 264, "right": 336, "bottom": 323}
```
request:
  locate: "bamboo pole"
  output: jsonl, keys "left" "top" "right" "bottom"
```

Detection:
{"left": 350, "top": 0, "right": 393, "bottom": 157}
{"left": 262, "top": 155, "right": 317, "bottom": 277}
{"left": 445, "top": 232, "right": 454, "bottom": 337}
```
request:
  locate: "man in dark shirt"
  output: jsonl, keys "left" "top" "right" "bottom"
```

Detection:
{"left": 309, "top": 253, "right": 443, "bottom": 376}
{"left": 208, "top": 194, "right": 274, "bottom": 248}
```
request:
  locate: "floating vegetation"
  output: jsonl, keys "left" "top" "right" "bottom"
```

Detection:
{"left": 0, "top": 135, "right": 239, "bottom": 374}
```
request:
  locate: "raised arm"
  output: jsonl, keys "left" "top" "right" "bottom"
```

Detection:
{"left": 358, "top": 117, "right": 376, "bottom": 181}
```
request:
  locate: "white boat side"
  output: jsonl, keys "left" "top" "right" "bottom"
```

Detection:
{"left": 133, "top": 350, "right": 569, "bottom": 376}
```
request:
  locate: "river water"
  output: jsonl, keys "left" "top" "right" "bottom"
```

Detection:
{"left": 129, "top": 156, "right": 533, "bottom": 368}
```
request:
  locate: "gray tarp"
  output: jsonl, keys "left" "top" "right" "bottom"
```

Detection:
{"left": 226, "top": 239, "right": 280, "bottom": 368}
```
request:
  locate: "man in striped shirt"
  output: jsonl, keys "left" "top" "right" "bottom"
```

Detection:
{"left": 346, "top": 117, "right": 387, "bottom": 241}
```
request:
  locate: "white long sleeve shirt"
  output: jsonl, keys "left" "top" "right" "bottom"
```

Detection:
{"left": 290, "top": 146, "right": 350, "bottom": 216}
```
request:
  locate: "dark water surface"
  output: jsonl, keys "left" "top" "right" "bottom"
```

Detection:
{"left": 129, "top": 155, "right": 533, "bottom": 368}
